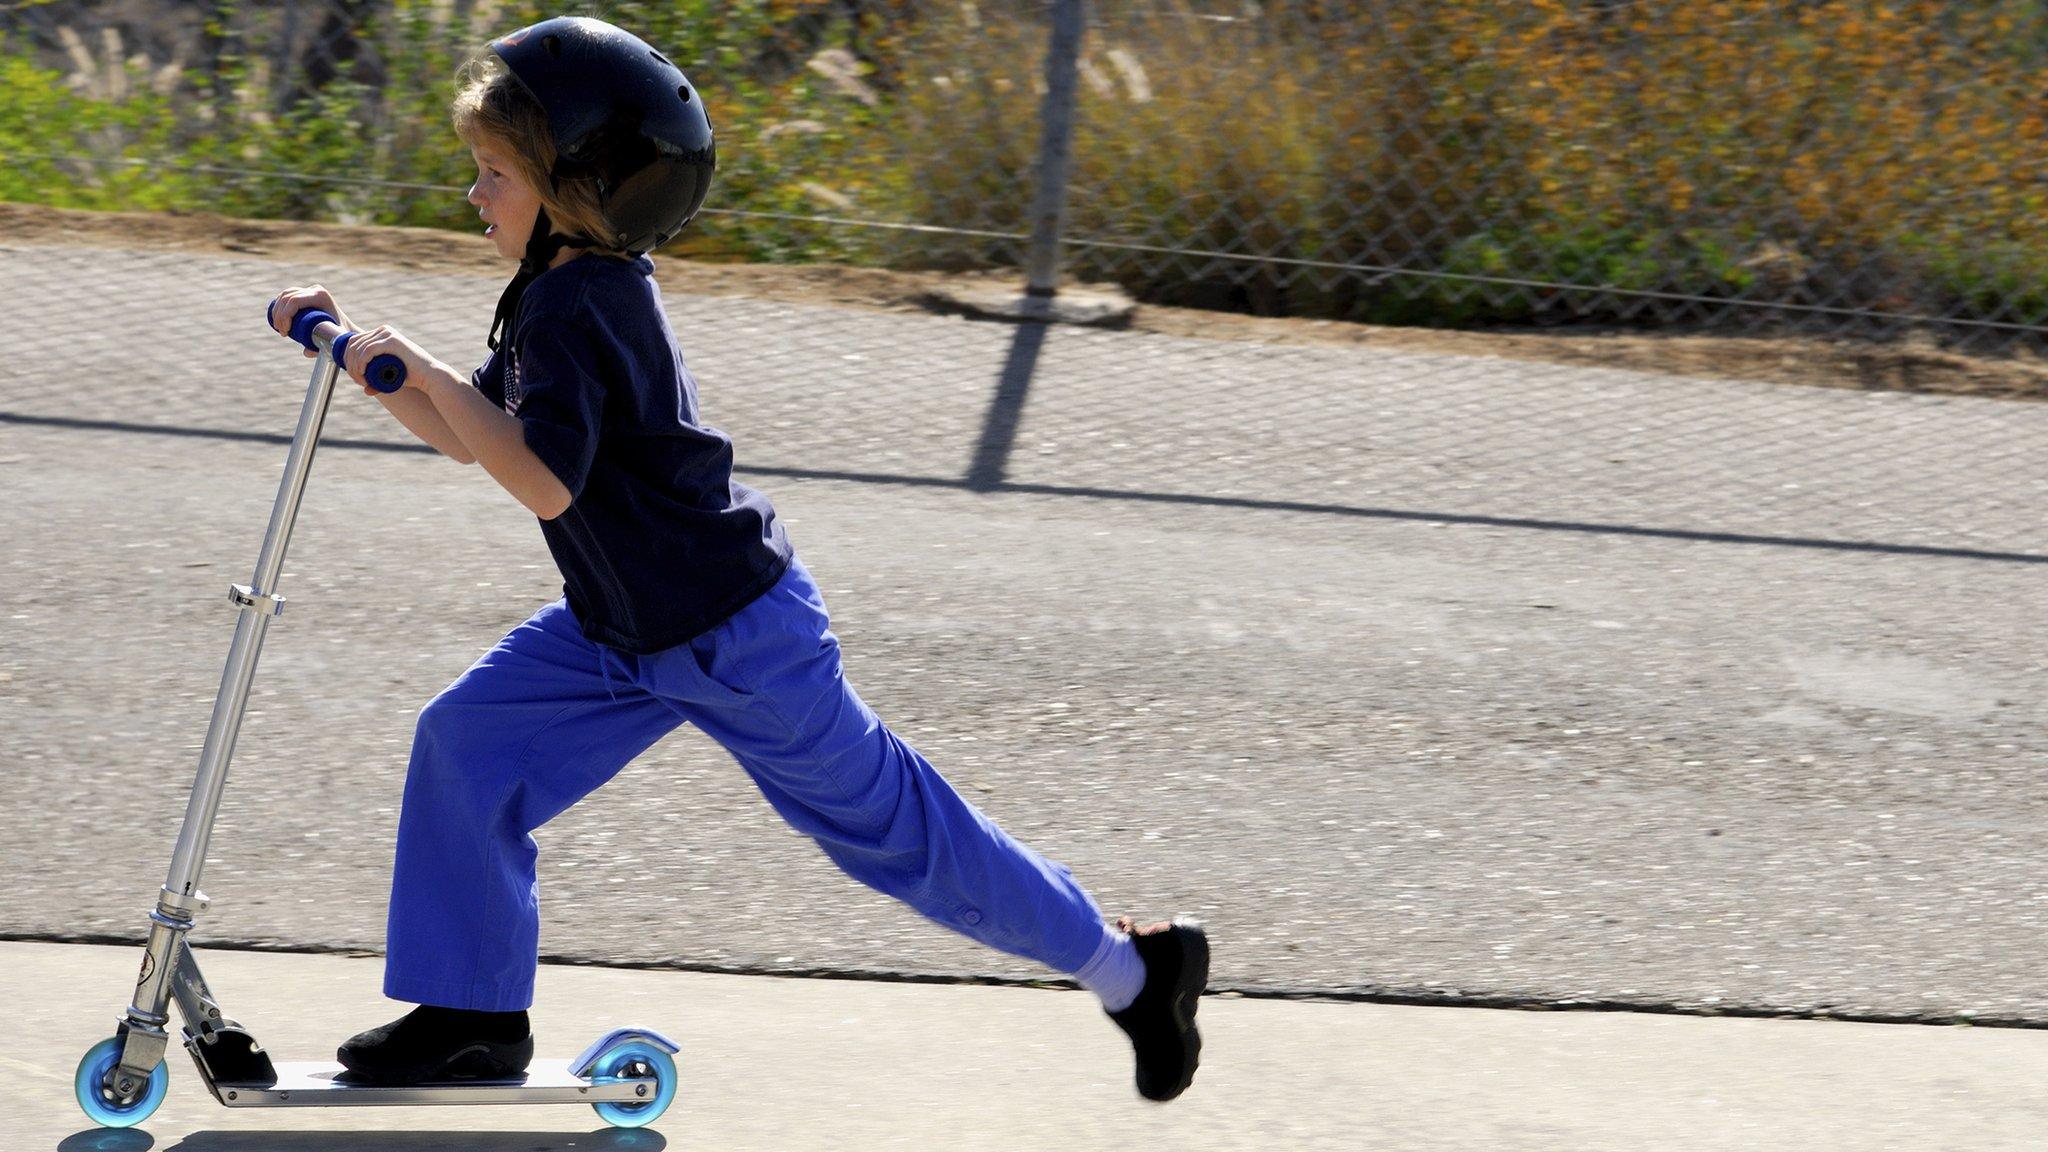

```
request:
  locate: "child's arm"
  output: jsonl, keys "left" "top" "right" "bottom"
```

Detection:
{"left": 411, "top": 362, "right": 574, "bottom": 519}
{"left": 370, "top": 385, "right": 478, "bottom": 465}
{"left": 267, "top": 285, "right": 472, "bottom": 465}
{"left": 335, "top": 322, "right": 576, "bottom": 521}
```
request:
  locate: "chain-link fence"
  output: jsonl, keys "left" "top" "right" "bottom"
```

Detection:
{"left": 5, "top": 1, "right": 2048, "bottom": 347}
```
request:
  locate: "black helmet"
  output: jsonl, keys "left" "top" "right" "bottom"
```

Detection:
{"left": 490, "top": 15, "right": 714, "bottom": 253}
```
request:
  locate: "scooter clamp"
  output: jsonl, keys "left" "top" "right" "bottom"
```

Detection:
{"left": 230, "top": 585, "right": 286, "bottom": 617}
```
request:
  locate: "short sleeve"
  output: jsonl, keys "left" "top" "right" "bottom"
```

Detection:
{"left": 509, "top": 319, "right": 607, "bottom": 499}
{"left": 471, "top": 349, "right": 505, "bottom": 408}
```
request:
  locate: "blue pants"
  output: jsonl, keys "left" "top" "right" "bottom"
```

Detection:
{"left": 383, "top": 558, "right": 1112, "bottom": 1011}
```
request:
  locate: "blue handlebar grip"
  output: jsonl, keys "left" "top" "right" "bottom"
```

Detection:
{"left": 329, "top": 330, "right": 406, "bottom": 393}
{"left": 278, "top": 306, "right": 336, "bottom": 352}
{"left": 364, "top": 354, "right": 407, "bottom": 393}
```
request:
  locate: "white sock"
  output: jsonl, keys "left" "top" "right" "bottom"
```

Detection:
{"left": 1075, "top": 926, "right": 1146, "bottom": 1013}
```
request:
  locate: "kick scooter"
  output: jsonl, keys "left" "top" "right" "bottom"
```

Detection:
{"left": 74, "top": 305, "right": 680, "bottom": 1129}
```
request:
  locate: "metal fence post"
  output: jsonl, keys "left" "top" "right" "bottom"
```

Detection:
{"left": 1024, "top": 0, "right": 1085, "bottom": 298}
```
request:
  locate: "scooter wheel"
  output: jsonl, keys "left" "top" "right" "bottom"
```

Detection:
{"left": 75, "top": 1037, "right": 168, "bottom": 1128}
{"left": 588, "top": 1039, "right": 677, "bottom": 1128}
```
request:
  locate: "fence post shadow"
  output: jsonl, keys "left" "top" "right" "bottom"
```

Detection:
{"left": 965, "top": 320, "right": 1049, "bottom": 492}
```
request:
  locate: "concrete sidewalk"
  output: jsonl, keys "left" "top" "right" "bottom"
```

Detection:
{"left": 9, "top": 941, "right": 2047, "bottom": 1151}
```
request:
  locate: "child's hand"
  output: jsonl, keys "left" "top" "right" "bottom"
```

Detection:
{"left": 268, "top": 284, "right": 356, "bottom": 358}
{"left": 337, "top": 325, "right": 435, "bottom": 397}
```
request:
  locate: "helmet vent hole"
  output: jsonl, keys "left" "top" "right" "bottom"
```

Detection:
{"left": 542, "top": 35, "right": 562, "bottom": 58}
{"left": 650, "top": 50, "right": 671, "bottom": 67}
{"left": 677, "top": 84, "right": 692, "bottom": 104}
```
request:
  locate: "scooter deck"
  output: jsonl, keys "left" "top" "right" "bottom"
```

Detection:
{"left": 209, "top": 1059, "right": 655, "bottom": 1107}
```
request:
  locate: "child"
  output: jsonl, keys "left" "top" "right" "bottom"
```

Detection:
{"left": 267, "top": 16, "right": 1208, "bottom": 1103}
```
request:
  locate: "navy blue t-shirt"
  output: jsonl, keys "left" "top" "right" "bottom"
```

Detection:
{"left": 473, "top": 253, "right": 791, "bottom": 655}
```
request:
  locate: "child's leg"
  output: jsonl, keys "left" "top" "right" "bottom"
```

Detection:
{"left": 636, "top": 559, "right": 1120, "bottom": 978}
{"left": 383, "top": 600, "right": 684, "bottom": 1012}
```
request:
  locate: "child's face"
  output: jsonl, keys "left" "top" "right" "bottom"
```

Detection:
{"left": 468, "top": 142, "right": 541, "bottom": 261}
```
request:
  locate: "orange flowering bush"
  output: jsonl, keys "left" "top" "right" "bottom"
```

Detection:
{"left": 1011, "top": 0, "right": 2048, "bottom": 330}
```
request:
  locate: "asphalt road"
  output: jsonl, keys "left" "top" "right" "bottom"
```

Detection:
{"left": 3, "top": 244, "right": 2048, "bottom": 1024}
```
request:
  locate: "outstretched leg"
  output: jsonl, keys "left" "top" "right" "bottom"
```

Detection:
{"left": 637, "top": 560, "right": 1116, "bottom": 975}
{"left": 636, "top": 558, "right": 1208, "bottom": 1099}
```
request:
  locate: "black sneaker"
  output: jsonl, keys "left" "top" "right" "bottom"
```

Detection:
{"left": 336, "top": 1004, "right": 534, "bottom": 1085}
{"left": 1105, "top": 916, "right": 1209, "bottom": 1102}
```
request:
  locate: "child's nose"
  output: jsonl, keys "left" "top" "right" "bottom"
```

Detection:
{"left": 466, "top": 182, "right": 485, "bottom": 206}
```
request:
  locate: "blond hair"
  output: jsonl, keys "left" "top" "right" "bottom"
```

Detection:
{"left": 450, "top": 56, "right": 630, "bottom": 257}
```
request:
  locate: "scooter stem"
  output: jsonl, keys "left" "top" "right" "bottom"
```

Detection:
{"left": 164, "top": 320, "right": 345, "bottom": 899}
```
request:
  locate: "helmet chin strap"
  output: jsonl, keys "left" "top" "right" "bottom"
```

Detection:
{"left": 488, "top": 204, "right": 596, "bottom": 351}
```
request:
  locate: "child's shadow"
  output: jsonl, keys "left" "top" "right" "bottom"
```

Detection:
{"left": 59, "top": 1130, "right": 665, "bottom": 1152}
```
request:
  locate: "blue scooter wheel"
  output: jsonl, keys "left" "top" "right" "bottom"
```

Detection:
{"left": 588, "top": 1039, "right": 677, "bottom": 1128}
{"left": 75, "top": 1037, "right": 168, "bottom": 1128}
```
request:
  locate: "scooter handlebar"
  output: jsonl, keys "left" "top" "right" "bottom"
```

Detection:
{"left": 266, "top": 302, "right": 407, "bottom": 393}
